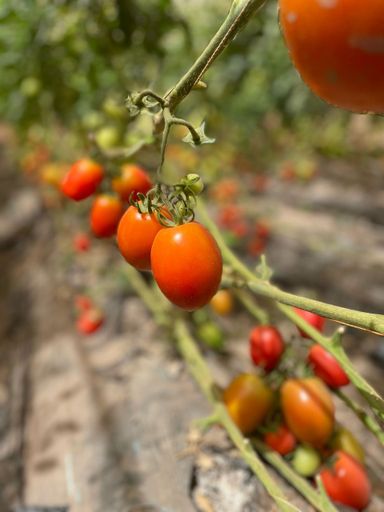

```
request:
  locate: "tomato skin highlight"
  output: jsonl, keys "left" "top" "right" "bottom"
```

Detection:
{"left": 293, "top": 307, "right": 325, "bottom": 338}
{"left": 224, "top": 374, "right": 274, "bottom": 435}
{"left": 249, "top": 325, "right": 285, "bottom": 372}
{"left": 281, "top": 378, "right": 335, "bottom": 447}
{"left": 319, "top": 451, "right": 371, "bottom": 511}
{"left": 112, "top": 164, "right": 152, "bottom": 202}
{"left": 151, "top": 222, "right": 223, "bottom": 311}
{"left": 308, "top": 344, "right": 350, "bottom": 388}
{"left": 279, "top": 0, "right": 384, "bottom": 113}
{"left": 117, "top": 205, "right": 165, "bottom": 271}
{"left": 61, "top": 158, "right": 104, "bottom": 201}
{"left": 90, "top": 195, "right": 123, "bottom": 238}
{"left": 264, "top": 424, "right": 296, "bottom": 455}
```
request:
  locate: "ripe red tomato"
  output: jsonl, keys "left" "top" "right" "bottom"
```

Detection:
{"left": 319, "top": 451, "right": 371, "bottom": 510}
{"left": 293, "top": 307, "right": 325, "bottom": 338}
{"left": 249, "top": 326, "right": 285, "bottom": 372}
{"left": 308, "top": 344, "right": 350, "bottom": 388}
{"left": 90, "top": 195, "right": 123, "bottom": 238}
{"left": 61, "top": 159, "right": 104, "bottom": 201}
{"left": 279, "top": 0, "right": 384, "bottom": 113}
{"left": 151, "top": 222, "right": 223, "bottom": 310}
{"left": 224, "top": 374, "right": 274, "bottom": 435}
{"left": 76, "top": 308, "right": 104, "bottom": 335}
{"left": 112, "top": 164, "right": 152, "bottom": 202}
{"left": 281, "top": 378, "right": 335, "bottom": 447}
{"left": 117, "top": 205, "right": 165, "bottom": 271}
{"left": 73, "top": 232, "right": 91, "bottom": 253}
{"left": 264, "top": 424, "right": 296, "bottom": 455}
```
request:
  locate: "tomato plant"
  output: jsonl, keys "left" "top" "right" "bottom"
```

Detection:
{"left": 293, "top": 307, "right": 325, "bottom": 338}
{"left": 151, "top": 222, "right": 223, "bottom": 310}
{"left": 291, "top": 445, "right": 321, "bottom": 477}
{"left": 210, "top": 289, "right": 234, "bottom": 316}
{"left": 61, "top": 159, "right": 104, "bottom": 201}
{"left": 319, "top": 451, "right": 371, "bottom": 510}
{"left": 281, "top": 378, "right": 335, "bottom": 447}
{"left": 224, "top": 374, "right": 274, "bottom": 435}
{"left": 264, "top": 424, "right": 296, "bottom": 455}
{"left": 90, "top": 195, "right": 123, "bottom": 238}
{"left": 117, "top": 205, "right": 165, "bottom": 271}
{"left": 279, "top": 0, "right": 384, "bottom": 113}
{"left": 308, "top": 344, "right": 350, "bottom": 388}
{"left": 112, "top": 164, "right": 153, "bottom": 202}
{"left": 249, "top": 325, "right": 285, "bottom": 372}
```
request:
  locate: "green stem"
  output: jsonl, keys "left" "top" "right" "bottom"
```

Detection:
{"left": 234, "top": 289, "right": 270, "bottom": 324}
{"left": 165, "top": 0, "right": 267, "bottom": 111}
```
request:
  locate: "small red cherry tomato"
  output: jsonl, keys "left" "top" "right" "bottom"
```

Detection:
{"left": 293, "top": 307, "right": 325, "bottom": 338}
{"left": 117, "top": 205, "right": 165, "bottom": 271}
{"left": 61, "top": 158, "right": 104, "bottom": 201}
{"left": 151, "top": 222, "right": 223, "bottom": 310}
{"left": 264, "top": 424, "right": 296, "bottom": 455}
{"left": 76, "top": 308, "right": 104, "bottom": 335}
{"left": 224, "top": 374, "right": 274, "bottom": 435}
{"left": 249, "top": 326, "right": 285, "bottom": 372}
{"left": 90, "top": 194, "right": 123, "bottom": 238}
{"left": 308, "top": 344, "right": 350, "bottom": 388}
{"left": 281, "top": 377, "right": 335, "bottom": 447}
{"left": 319, "top": 451, "right": 371, "bottom": 511}
{"left": 112, "top": 164, "right": 152, "bottom": 202}
{"left": 73, "top": 232, "right": 91, "bottom": 252}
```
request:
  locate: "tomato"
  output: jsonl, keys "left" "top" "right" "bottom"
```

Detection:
{"left": 112, "top": 164, "right": 153, "bottom": 202}
{"left": 224, "top": 374, "right": 274, "bottom": 435}
{"left": 281, "top": 378, "right": 335, "bottom": 447}
{"left": 90, "top": 195, "right": 123, "bottom": 238}
{"left": 292, "top": 445, "right": 321, "bottom": 477}
{"left": 279, "top": 0, "right": 384, "bottom": 113}
{"left": 117, "top": 205, "right": 165, "bottom": 271}
{"left": 319, "top": 451, "right": 371, "bottom": 510}
{"left": 197, "top": 322, "right": 224, "bottom": 351}
{"left": 73, "top": 232, "right": 91, "bottom": 253}
{"left": 61, "top": 159, "right": 104, "bottom": 201}
{"left": 210, "top": 289, "right": 234, "bottom": 316}
{"left": 293, "top": 307, "right": 325, "bottom": 338}
{"left": 331, "top": 427, "right": 365, "bottom": 465}
{"left": 308, "top": 344, "right": 350, "bottom": 388}
{"left": 264, "top": 424, "right": 296, "bottom": 455}
{"left": 75, "top": 295, "right": 93, "bottom": 312}
{"left": 76, "top": 308, "right": 104, "bottom": 335}
{"left": 151, "top": 222, "right": 223, "bottom": 311}
{"left": 249, "top": 325, "right": 285, "bottom": 372}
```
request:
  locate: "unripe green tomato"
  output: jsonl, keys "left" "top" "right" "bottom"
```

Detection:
{"left": 186, "top": 173, "right": 204, "bottom": 195}
{"left": 82, "top": 111, "right": 104, "bottom": 130}
{"left": 20, "top": 77, "right": 41, "bottom": 97}
{"left": 95, "top": 126, "right": 121, "bottom": 149}
{"left": 197, "top": 322, "right": 224, "bottom": 350}
{"left": 292, "top": 445, "right": 322, "bottom": 477}
{"left": 331, "top": 427, "right": 365, "bottom": 464}
{"left": 102, "top": 97, "right": 126, "bottom": 120}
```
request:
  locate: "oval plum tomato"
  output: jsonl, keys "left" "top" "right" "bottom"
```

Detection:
{"left": 281, "top": 378, "right": 335, "bottom": 447}
{"left": 293, "top": 307, "right": 325, "bottom": 339}
{"left": 210, "top": 289, "right": 234, "bottom": 316}
{"left": 151, "top": 222, "right": 223, "bottom": 311}
{"left": 308, "top": 344, "right": 350, "bottom": 388}
{"left": 90, "top": 195, "right": 123, "bottom": 238}
{"left": 112, "top": 164, "right": 152, "bottom": 202}
{"left": 61, "top": 158, "right": 104, "bottom": 201}
{"left": 279, "top": 0, "right": 384, "bottom": 113}
{"left": 224, "top": 374, "right": 274, "bottom": 435}
{"left": 117, "top": 205, "right": 164, "bottom": 271}
{"left": 264, "top": 424, "right": 296, "bottom": 455}
{"left": 76, "top": 308, "right": 104, "bottom": 335}
{"left": 249, "top": 325, "right": 285, "bottom": 372}
{"left": 292, "top": 445, "right": 321, "bottom": 477}
{"left": 331, "top": 427, "right": 365, "bottom": 465}
{"left": 319, "top": 451, "right": 371, "bottom": 510}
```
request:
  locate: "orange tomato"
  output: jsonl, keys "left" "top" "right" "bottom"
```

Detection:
{"left": 61, "top": 159, "right": 104, "bottom": 201}
{"left": 112, "top": 164, "right": 152, "bottom": 202}
{"left": 90, "top": 195, "right": 123, "bottom": 238}
{"left": 210, "top": 289, "right": 234, "bottom": 316}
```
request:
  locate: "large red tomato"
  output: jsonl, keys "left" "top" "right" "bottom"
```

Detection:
{"left": 151, "top": 222, "right": 222, "bottom": 310}
{"left": 308, "top": 344, "right": 350, "bottom": 388}
{"left": 61, "top": 158, "right": 104, "bottom": 200}
{"left": 319, "top": 451, "right": 371, "bottom": 510}
{"left": 279, "top": 0, "right": 384, "bottom": 113}
{"left": 117, "top": 205, "right": 165, "bottom": 271}
{"left": 281, "top": 377, "right": 335, "bottom": 447}
{"left": 90, "top": 195, "right": 123, "bottom": 238}
{"left": 112, "top": 164, "right": 152, "bottom": 202}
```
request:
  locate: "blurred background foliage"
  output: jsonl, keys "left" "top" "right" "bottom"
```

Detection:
{"left": 1, "top": 0, "right": 384, "bottom": 164}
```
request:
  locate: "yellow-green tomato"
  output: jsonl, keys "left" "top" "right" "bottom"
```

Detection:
{"left": 292, "top": 445, "right": 322, "bottom": 477}
{"left": 331, "top": 427, "right": 365, "bottom": 465}
{"left": 197, "top": 322, "right": 224, "bottom": 351}
{"left": 223, "top": 374, "right": 274, "bottom": 435}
